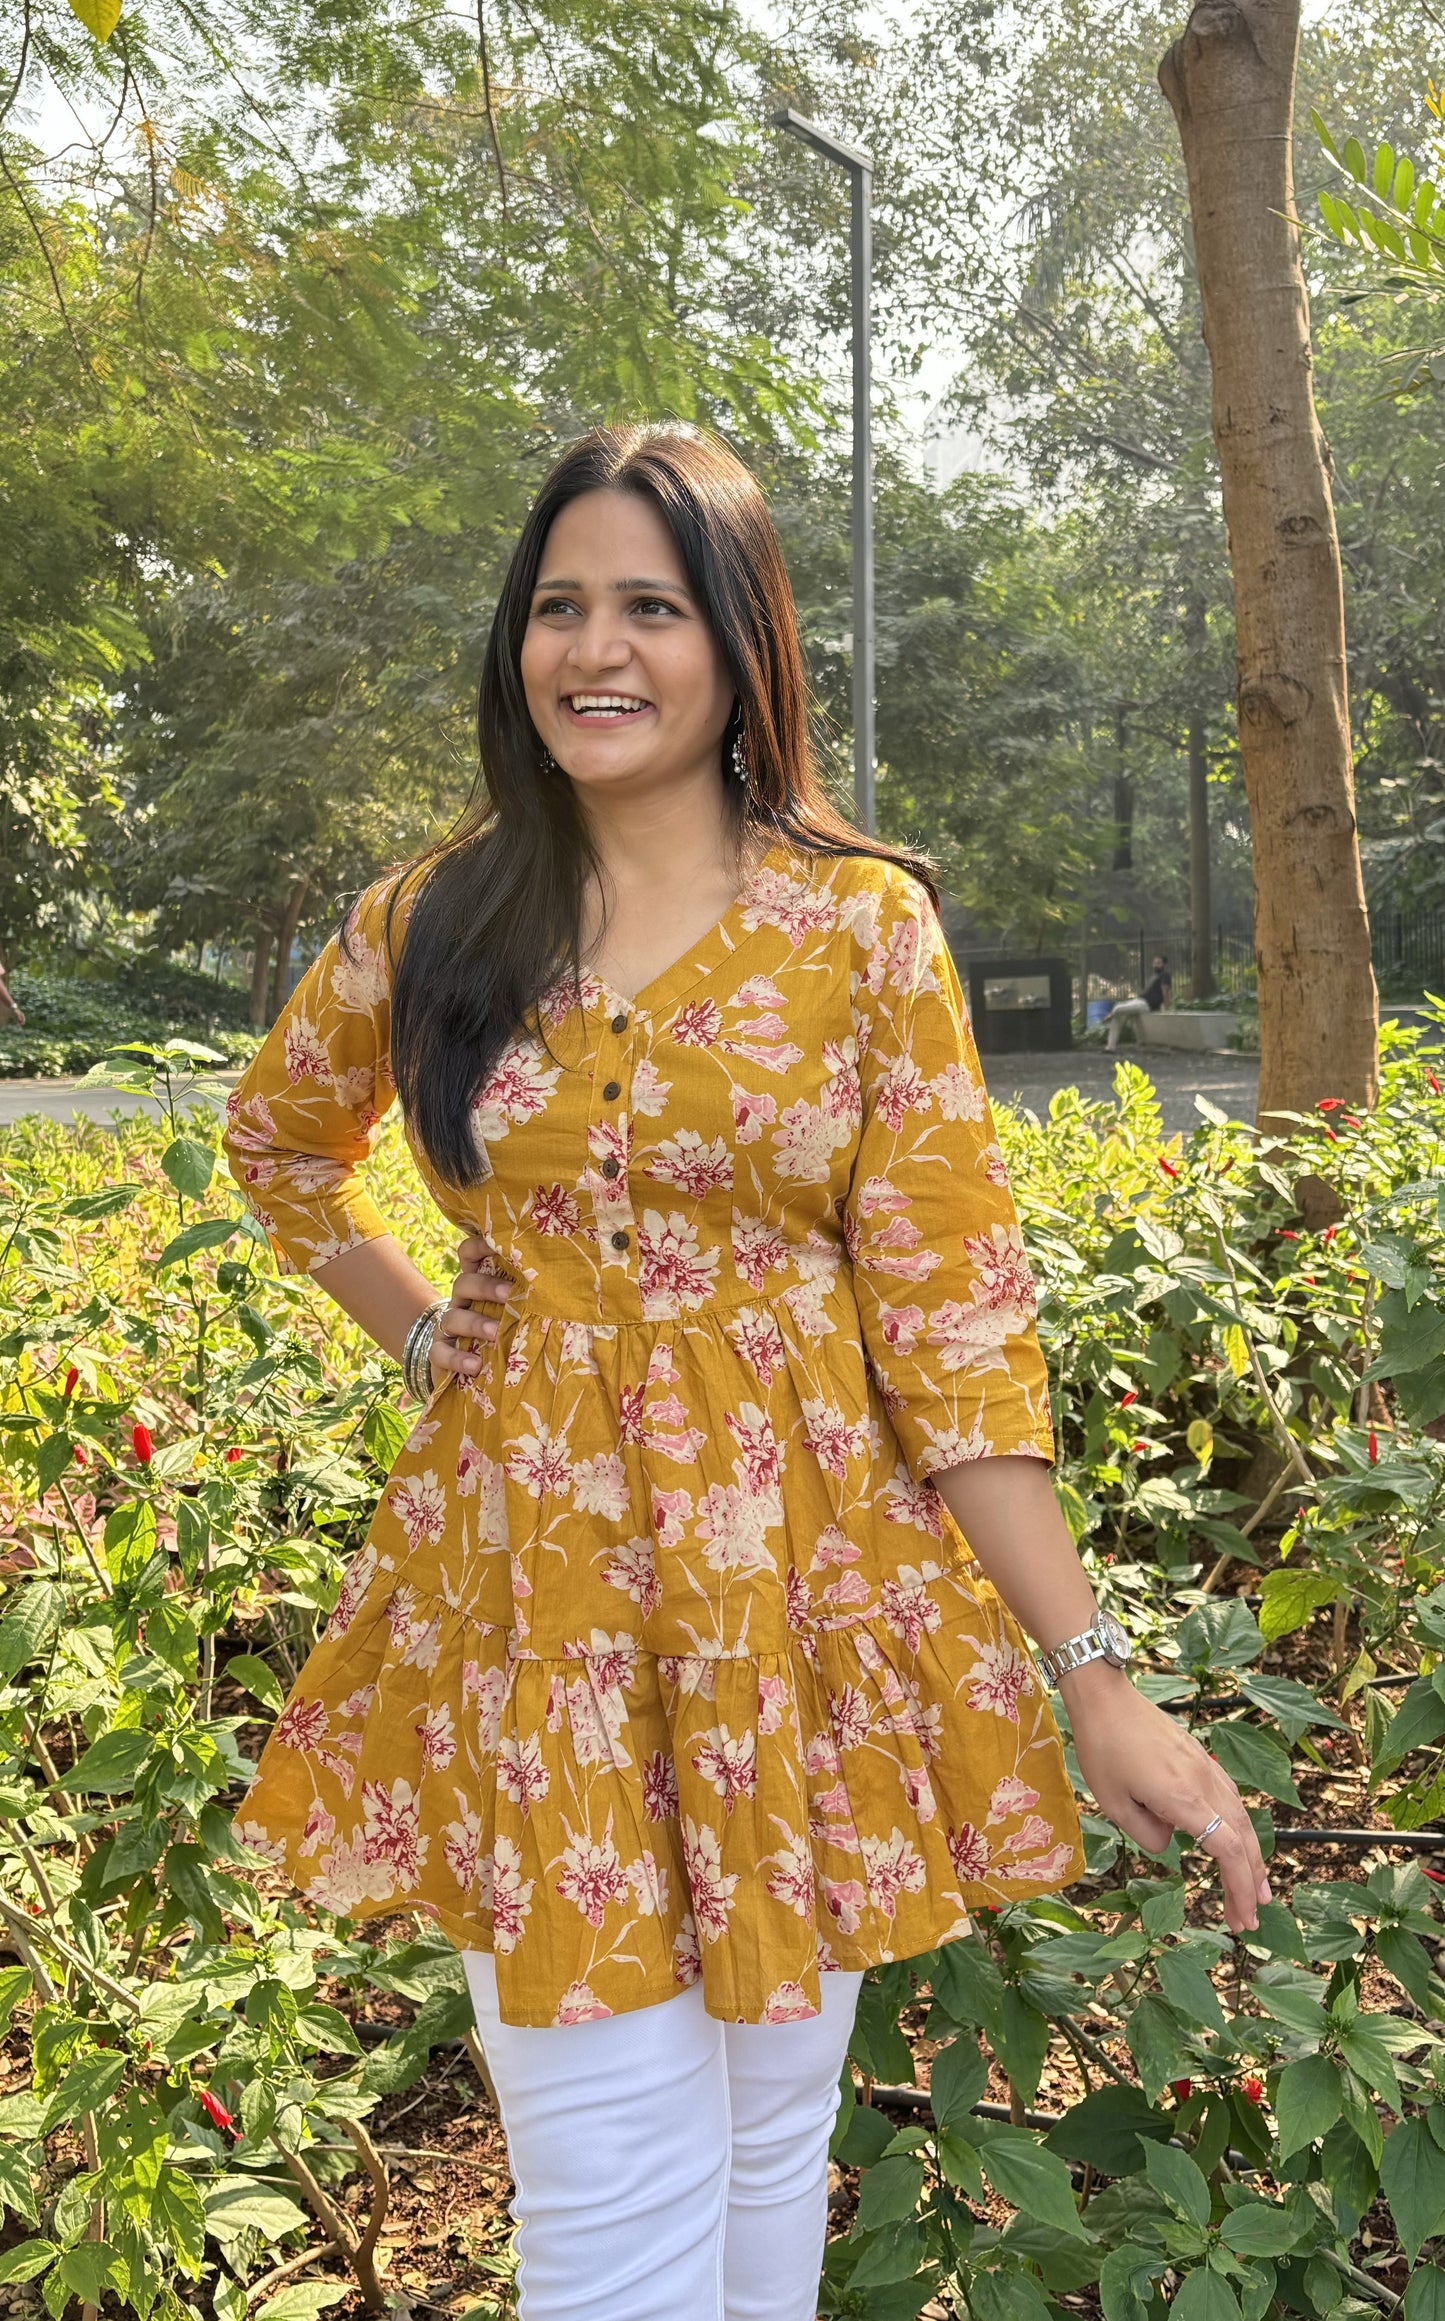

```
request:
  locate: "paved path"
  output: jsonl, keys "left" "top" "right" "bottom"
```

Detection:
{"left": 0, "top": 1051, "right": 1259, "bottom": 1140}
{"left": 990, "top": 1044, "right": 1260, "bottom": 1136}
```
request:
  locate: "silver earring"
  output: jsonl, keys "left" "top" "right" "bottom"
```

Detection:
{"left": 541, "top": 746, "right": 560, "bottom": 776}
{"left": 730, "top": 729, "right": 751, "bottom": 786}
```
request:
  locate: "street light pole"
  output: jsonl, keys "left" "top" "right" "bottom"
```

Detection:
{"left": 772, "top": 107, "right": 875, "bottom": 835}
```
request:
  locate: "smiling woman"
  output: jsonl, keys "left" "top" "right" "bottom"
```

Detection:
{"left": 219, "top": 422, "right": 1262, "bottom": 2321}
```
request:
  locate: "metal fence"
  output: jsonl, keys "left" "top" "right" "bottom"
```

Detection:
{"left": 1372, "top": 905, "right": 1445, "bottom": 997}
{"left": 1076, "top": 926, "right": 1254, "bottom": 1012}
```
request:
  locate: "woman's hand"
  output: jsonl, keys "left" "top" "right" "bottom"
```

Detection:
{"left": 1061, "top": 1661, "right": 1270, "bottom": 1935}
{"left": 430, "top": 1235, "right": 517, "bottom": 1387}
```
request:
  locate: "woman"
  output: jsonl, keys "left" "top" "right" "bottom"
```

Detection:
{"left": 224, "top": 424, "right": 1266, "bottom": 2321}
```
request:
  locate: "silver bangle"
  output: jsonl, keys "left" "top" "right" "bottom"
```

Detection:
{"left": 401, "top": 1299, "right": 446, "bottom": 1402}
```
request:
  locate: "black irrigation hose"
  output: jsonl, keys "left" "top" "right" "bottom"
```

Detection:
{"left": 1270, "top": 1826, "right": 1445, "bottom": 1852}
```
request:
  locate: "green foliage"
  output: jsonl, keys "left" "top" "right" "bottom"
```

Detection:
{"left": 1315, "top": 87, "right": 1445, "bottom": 395}
{"left": 0, "top": 1018, "right": 1442, "bottom": 2313}
{"left": 0, "top": 969, "right": 256, "bottom": 1079}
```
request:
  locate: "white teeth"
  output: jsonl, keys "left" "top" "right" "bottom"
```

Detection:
{"left": 567, "top": 694, "right": 651, "bottom": 713}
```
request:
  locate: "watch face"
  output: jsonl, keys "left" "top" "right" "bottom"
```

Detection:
{"left": 1100, "top": 1612, "right": 1132, "bottom": 1664}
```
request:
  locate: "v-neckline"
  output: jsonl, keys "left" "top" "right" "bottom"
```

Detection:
{"left": 589, "top": 837, "right": 793, "bottom": 1017}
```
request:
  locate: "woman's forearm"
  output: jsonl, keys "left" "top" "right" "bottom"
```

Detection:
{"left": 932, "top": 1455, "right": 1101, "bottom": 1660}
{"left": 309, "top": 1233, "right": 442, "bottom": 1363}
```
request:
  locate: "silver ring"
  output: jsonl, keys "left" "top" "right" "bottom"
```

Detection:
{"left": 1195, "top": 1812, "right": 1224, "bottom": 1844}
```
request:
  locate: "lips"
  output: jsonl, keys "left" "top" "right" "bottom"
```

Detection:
{"left": 562, "top": 693, "right": 654, "bottom": 721}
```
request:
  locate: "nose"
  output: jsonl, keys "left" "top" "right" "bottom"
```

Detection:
{"left": 566, "top": 610, "right": 635, "bottom": 677}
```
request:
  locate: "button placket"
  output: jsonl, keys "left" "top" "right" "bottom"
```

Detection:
{"left": 589, "top": 1001, "right": 639, "bottom": 1302}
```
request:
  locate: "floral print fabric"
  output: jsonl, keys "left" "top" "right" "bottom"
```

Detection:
{"left": 223, "top": 840, "right": 1083, "bottom": 2027}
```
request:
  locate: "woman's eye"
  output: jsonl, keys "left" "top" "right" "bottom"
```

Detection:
{"left": 535, "top": 597, "right": 577, "bottom": 617}
{"left": 632, "top": 596, "right": 679, "bottom": 617}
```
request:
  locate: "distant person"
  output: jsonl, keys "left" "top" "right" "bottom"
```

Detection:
{"left": 1106, "top": 953, "right": 1171, "bottom": 1049}
{"left": 0, "top": 955, "right": 24, "bottom": 1027}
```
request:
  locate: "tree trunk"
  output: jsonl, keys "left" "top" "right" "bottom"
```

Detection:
{"left": 1187, "top": 712, "right": 1214, "bottom": 999}
{"left": 248, "top": 929, "right": 275, "bottom": 1028}
{"left": 270, "top": 873, "right": 312, "bottom": 1019}
{"left": 1160, "top": 0, "right": 1377, "bottom": 1126}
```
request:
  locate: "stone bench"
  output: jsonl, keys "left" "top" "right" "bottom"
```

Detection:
{"left": 1133, "top": 1010, "right": 1239, "bottom": 1052}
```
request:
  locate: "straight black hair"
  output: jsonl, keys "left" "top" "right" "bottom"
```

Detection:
{"left": 385, "top": 422, "right": 935, "bottom": 1186}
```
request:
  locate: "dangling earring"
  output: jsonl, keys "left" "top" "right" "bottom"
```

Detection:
{"left": 540, "top": 745, "right": 560, "bottom": 777}
{"left": 730, "top": 727, "right": 751, "bottom": 787}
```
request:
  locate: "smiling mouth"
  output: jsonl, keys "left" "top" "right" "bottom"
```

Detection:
{"left": 562, "top": 693, "right": 654, "bottom": 720}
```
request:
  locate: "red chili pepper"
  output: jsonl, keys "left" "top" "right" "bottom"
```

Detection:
{"left": 1241, "top": 2075, "right": 1265, "bottom": 2106}
{"left": 1323, "top": 1225, "right": 1336, "bottom": 1245}
{"left": 131, "top": 1422, "right": 154, "bottom": 1465}
{"left": 1317, "top": 1098, "right": 1343, "bottom": 1112}
{"left": 224, "top": 1446, "right": 244, "bottom": 1464}
{"left": 1421, "top": 1864, "right": 1445, "bottom": 1885}
{"left": 1133, "top": 1438, "right": 1149, "bottom": 1454}
{"left": 1427, "top": 1074, "right": 1441, "bottom": 1096}
{"left": 1119, "top": 1390, "right": 1138, "bottom": 1408}
{"left": 1278, "top": 1229, "right": 1299, "bottom": 1240}
{"left": 1171, "top": 2078, "right": 1193, "bottom": 2102}
{"left": 198, "top": 2089, "right": 236, "bottom": 2134}
{"left": 62, "top": 1365, "right": 79, "bottom": 1399}
{"left": 1368, "top": 1429, "right": 1379, "bottom": 1465}
{"left": 1344, "top": 1115, "right": 1363, "bottom": 1129}
{"left": 1158, "top": 1155, "right": 1180, "bottom": 1180}
{"left": 1302, "top": 1273, "right": 1316, "bottom": 1285}
{"left": 1322, "top": 1127, "right": 1339, "bottom": 1142}
{"left": 72, "top": 1445, "right": 88, "bottom": 1467}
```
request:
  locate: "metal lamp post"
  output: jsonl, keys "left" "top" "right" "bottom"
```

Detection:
{"left": 771, "top": 106, "right": 875, "bottom": 835}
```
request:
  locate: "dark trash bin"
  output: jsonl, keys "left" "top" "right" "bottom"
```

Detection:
{"left": 965, "top": 956, "right": 1074, "bottom": 1055}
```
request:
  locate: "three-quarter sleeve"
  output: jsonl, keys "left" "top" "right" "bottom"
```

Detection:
{"left": 843, "top": 869, "right": 1054, "bottom": 1477}
{"left": 221, "top": 878, "right": 404, "bottom": 1275}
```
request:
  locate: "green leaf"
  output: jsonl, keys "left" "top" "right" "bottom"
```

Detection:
{"left": 1219, "top": 2199, "right": 1307, "bottom": 2256}
{"left": 967, "top": 2267, "right": 1053, "bottom": 2321}
{"left": 1125, "top": 1993, "right": 1195, "bottom": 2103}
{"left": 1098, "top": 2243, "right": 1162, "bottom": 2321}
{"left": 931, "top": 1938, "right": 1005, "bottom": 2036}
{"left": 224, "top": 1653, "right": 285, "bottom": 1712}
{"left": 1275, "top": 2053, "right": 1343, "bottom": 2158}
{"left": 1155, "top": 1945, "right": 1227, "bottom": 2033}
{"left": 105, "top": 1500, "right": 158, "bottom": 1586}
{"left": 927, "top": 2034, "right": 987, "bottom": 2133}
{"left": 1376, "top": 1925, "right": 1435, "bottom": 2012}
{"left": 1380, "top": 2115, "right": 1445, "bottom": 2262}
{"left": 0, "top": 1581, "right": 64, "bottom": 1677}
{"left": 65, "top": 0, "right": 122, "bottom": 39}
{"left": 363, "top": 1404, "right": 411, "bottom": 1470}
{"left": 202, "top": 2179, "right": 309, "bottom": 2245}
{"left": 0, "top": 2241, "right": 57, "bottom": 2284}
{"left": 61, "top": 1183, "right": 140, "bottom": 1219}
{"left": 1404, "top": 2263, "right": 1445, "bottom": 2321}
{"left": 254, "top": 2288, "right": 350, "bottom": 2321}
{"left": 1373, "top": 1676, "right": 1445, "bottom": 1772}
{"left": 151, "top": 2167, "right": 207, "bottom": 2276}
{"left": 855, "top": 2153, "right": 924, "bottom": 2232}
{"left": 974, "top": 2122, "right": 1088, "bottom": 2238}
{"left": 1373, "top": 140, "right": 1396, "bottom": 198}
{"left": 1344, "top": 134, "right": 1369, "bottom": 183}
{"left": 35, "top": 1434, "right": 76, "bottom": 1494}
{"left": 1320, "top": 2117, "right": 1378, "bottom": 2238}
{"left": 43, "top": 2050, "right": 127, "bottom": 2131}
{"left": 55, "top": 2243, "right": 127, "bottom": 2308}
{"left": 995, "top": 1987, "right": 1050, "bottom": 2103}
{"left": 155, "top": 1217, "right": 241, "bottom": 1271}
{"left": 1044, "top": 2084, "right": 1172, "bottom": 2175}
{"left": 1142, "top": 2137, "right": 1212, "bottom": 2231}
{"left": 1237, "top": 1673, "right": 1346, "bottom": 1742}
{"left": 60, "top": 1727, "right": 152, "bottom": 1793}
{"left": 160, "top": 1137, "right": 216, "bottom": 1199}
{"left": 0, "top": 2144, "right": 39, "bottom": 2226}
{"left": 845, "top": 2216, "right": 926, "bottom": 2287}
{"left": 1206, "top": 1720, "right": 1301, "bottom": 1806}
{"left": 294, "top": 2003, "right": 364, "bottom": 2057}
{"left": 1257, "top": 1567, "right": 1337, "bottom": 1642}
{"left": 0, "top": 1969, "right": 33, "bottom": 2038}
{"left": 1170, "top": 2267, "right": 1241, "bottom": 2321}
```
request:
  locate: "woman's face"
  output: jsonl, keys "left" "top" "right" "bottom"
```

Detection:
{"left": 520, "top": 489, "right": 736, "bottom": 802}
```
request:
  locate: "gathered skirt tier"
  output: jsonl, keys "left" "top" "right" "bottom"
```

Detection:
{"left": 237, "top": 1290, "right": 1084, "bottom": 2027}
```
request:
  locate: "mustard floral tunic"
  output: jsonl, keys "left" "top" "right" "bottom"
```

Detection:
{"left": 223, "top": 839, "right": 1083, "bottom": 2028}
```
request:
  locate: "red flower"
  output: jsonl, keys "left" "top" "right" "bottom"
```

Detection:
{"left": 62, "top": 1366, "right": 79, "bottom": 1400}
{"left": 1302, "top": 1273, "right": 1316, "bottom": 1285}
{"left": 1344, "top": 1115, "right": 1363, "bottom": 1129}
{"left": 1317, "top": 1098, "right": 1343, "bottom": 1112}
{"left": 1322, "top": 1126, "right": 1339, "bottom": 1142}
{"left": 1278, "top": 1229, "right": 1299, "bottom": 1240}
{"left": 1119, "top": 1390, "right": 1138, "bottom": 1408}
{"left": 224, "top": 1447, "right": 244, "bottom": 1464}
{"left": 1421, "top": 1865, "right": 1445, "bottom": 1886}
{"left": 1171, "top": 2078, "right": 1193, "bottom": 2102}
{"left": 1368, "top": 1429, "right": 1379, "bottom": 1465}
{"left": 198, "top": 2089, "right": 235, "bottom": 2134}
{"left": 131, "top": 1422, "right": 154, "bottom": 1466}
{"left": 1158, "top": 1155, "right": 1180, "bottom": 1180}
{"left": 1133, "top": 1439, "right": 1149, "bottom": 1454}
{"left": 72, "top": 1446, "right": 88, "bottom": 1468}
{"left": 1428, "top": 1074, "right": 1441, "bottom": 1096}
{"left": 1240, "top": 2075, "right": 1265, "bottom": 2106}
{"left": 1323, "top": 1225, "right": 1336, "bottom": 1245}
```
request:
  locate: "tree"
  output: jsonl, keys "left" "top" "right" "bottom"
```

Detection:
{"left": 1160, "top": 0, "right": 1378, "bottom": 1126}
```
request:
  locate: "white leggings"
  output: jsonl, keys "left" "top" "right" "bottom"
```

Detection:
{"left": 462, "top": 1954, "right": 864, "bottom": 2321}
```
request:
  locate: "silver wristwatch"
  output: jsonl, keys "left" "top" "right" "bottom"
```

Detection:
{"left": 1038, "top": 1611, "right": 1133, "bottom": 1688}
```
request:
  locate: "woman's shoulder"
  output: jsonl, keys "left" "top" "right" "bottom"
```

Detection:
{"left": 772, "top": 839, "right": 939, "bottom": 943}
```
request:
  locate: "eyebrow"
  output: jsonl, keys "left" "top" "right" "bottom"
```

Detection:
{"left": 532, "top": 575, "right": 691, "bottom": 595}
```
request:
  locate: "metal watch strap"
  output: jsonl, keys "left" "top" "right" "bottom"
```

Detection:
{"left": 1038, "top": 1624, "right": 1114, "bottom": 1688}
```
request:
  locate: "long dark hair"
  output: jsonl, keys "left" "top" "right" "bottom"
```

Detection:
{"left": 387, "top": 422, "right": 935, "bottom": 1186}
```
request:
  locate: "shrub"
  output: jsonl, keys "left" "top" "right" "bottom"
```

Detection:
{"left": 0, "top": 1024, "right": 1439, "bottom": 2319}
{"left": 0, "top": 972, "right": 258, "bottom": 1080}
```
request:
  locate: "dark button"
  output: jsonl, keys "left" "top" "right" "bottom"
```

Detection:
{"left": 600, "top": 1156, "right": 621, "bottom": 1182}
{"left": 602, "top": 1080, "right": 622, "bottom": 1102}
{"left": 610, "top": 1011, "right": 628, "bottom": 1034}
{"left": 610, "top": 1229, "right": 630, "bottom": 1251}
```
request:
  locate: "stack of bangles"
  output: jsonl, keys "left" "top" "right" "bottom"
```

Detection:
{"left": 401, "top": 1299, "right": 447, "bottom": 1402}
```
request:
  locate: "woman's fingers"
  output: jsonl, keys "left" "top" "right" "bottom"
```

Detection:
{"left": 431, "top": 1239, "right": 515, "bottom": 1380}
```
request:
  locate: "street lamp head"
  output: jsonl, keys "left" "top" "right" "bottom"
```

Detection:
{"left": 770, "top": 106, "right": 872, "bottom": 178}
